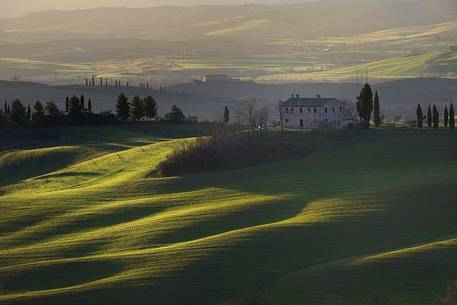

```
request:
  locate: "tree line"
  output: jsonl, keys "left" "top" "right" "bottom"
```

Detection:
{"left": 84, "top": 76, "right": 185, "bottom": 98}
{"left": 0, "top": 93, "right": 189, "bottom": 128}
{"left": 416, "top": 104, "right": 455, "bottom": 129}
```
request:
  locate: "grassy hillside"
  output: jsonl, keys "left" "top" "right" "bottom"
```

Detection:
{"left": 0, "top": 127, "right": 456, "bottom": 305}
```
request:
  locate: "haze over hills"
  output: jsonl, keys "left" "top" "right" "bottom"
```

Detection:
{"left": 0, "top": 0, "right": 315, "bottom": 18}
{"left": 0, "top": 0, "right": 456, "bottom": 85}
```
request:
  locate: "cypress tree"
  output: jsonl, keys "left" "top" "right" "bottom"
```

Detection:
{"left": 33, "top": 101, "right": 44, "bottom": 121}
{"left": 85, "top": 78, "right": 88, "bottom": 86}
{"left": 116, "top": 93, "right": 130, "bottom": 120}
{"left": 449, "top": 104, "right": 455, "bottom": 129}
{"left": 444, "top": 106, "right": 449, "bottom": 128}
{"left": 0, "top": 109, "right": 5, "bottom": 127}
{"left": 224, "top": 105, "right": 230, "bottom": 124}
{"left": 143, "top": 96, "right": 158, "bottom": 119}
{"left": 92, "top": 75, "right": 95, "bottom": 86}
{"left": 427, "top": 105, "right": 432, "bottom": 128}
{"left": 65, "top": 97, "right": 70, "bottom": 113}
{"left": 416, "top": 104, "right": 425, "bottom": 129}
{"left": 373, "top": 91, "right": 381, "bottom": 127}
{"left": 357, "top": 84, "right": 374, "bottom": 129}
{"left": 432, "top": 105, "right": 439, "bottom": 129}
{"left": 130, "top": 95, "right": 144, "bottom": 121}
{"left": 27, "top": 104, "right": 31, "bottom": 120}
{"left": 88, "top": 99, "right": 92, "bottom": 112}
{"left": 80, "top": 95, "right": 85, "bottom": 111}
{"left": 4, "top": 101, "right": 7, "bottom": 113}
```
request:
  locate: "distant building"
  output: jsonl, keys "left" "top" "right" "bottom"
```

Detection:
{"left": 203, "top": 74, "right": 230, "bottom": 83}
{"left": 280, "top": 95, "right": 355, "bottom": 129}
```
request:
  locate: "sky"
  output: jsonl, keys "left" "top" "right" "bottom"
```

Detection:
{"left": 0, "top": 0, "right": 307, "bottom": 18}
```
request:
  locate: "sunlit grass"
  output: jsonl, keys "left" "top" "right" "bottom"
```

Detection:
{"left": 0, "top": 128, "right": 456, "bottom": 305}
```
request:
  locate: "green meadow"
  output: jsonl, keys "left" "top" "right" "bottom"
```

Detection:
{"left": 0, "top": 125, "right": 456, "bottom": 305}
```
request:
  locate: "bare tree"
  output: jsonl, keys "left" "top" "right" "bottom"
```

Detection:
{"left": 239, "top": 96, "right": 257, "bottom": 128}
{"left": 341, "top": 97, "right": 358, "bottom": 119}
{"left": 255, "top": 104, "right": 271, "bottom": 129}
{"left": 274, "top": 100, "right": 284, "bottom": 132}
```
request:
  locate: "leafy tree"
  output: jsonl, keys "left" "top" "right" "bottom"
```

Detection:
{"left": 224, "top": 105, "right": 230, "bottom": 124}
{"left": 433, "top": 105, "right": 439, "bottom": 129}
{"left": 165, "top": 105, "right": 185, "bottom": 123}
{"left": 143, "top": 96, "right": 158, "bottom": 119}
{"left": 427, "top": 105, "right": 432, "bottom": 128}
{"left": 33, "top": 101, "right": 45, "bottom": 121}
{"left": 444, "top": 106, "right": 449, "bottom": 128}
{"left": 45, "top": 101, "right": 60, "bottom": 118}
{"left": 449, "top": 104, "right": 455, "bottom": 129}
{"left": 10, "top": 99, "right": 27, "bottom": 124}
{"left": 373, "top": 91, "right": 381, "bottom": 127}
{"left": 69, "top": 95, "right": 82, "bottom": 118}
{"left": 416, "top": 104, "right": 425, "bottom": 128}
{"left": 27, "top": 104, "right": 31, "bottom": 120}
{"left": 130, "top": 95, "right": 145, "bottom": 121}
{"left": 88, "top": 99, "right": 92, "bottom": 112}
{"left": 357, "top": 84, "right": 374, "bottom": 128}
{"left": 116, "top": 93, "right": 130, "bottom": 120}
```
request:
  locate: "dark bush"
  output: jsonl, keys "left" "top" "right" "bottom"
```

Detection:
{"left": 155, "top": 128, "right": 314, "bottom": 176}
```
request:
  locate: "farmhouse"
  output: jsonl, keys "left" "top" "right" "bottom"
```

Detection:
{"left": 280, "top": 95, "right": 355, "bottom": 129}
{"left": 203, "top": 74, "right": 230, "bottom": 83}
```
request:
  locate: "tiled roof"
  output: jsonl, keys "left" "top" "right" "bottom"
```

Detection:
{"left": 280, "top": 97, "right": 342, "bottom": 107}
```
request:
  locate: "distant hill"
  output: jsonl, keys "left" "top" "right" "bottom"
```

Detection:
{"left": 2, "top": 78, "right": 456, "bottom": 120}
{"left": 1, "top": 0, "right": 456, "bottom": 41}
{"left": 0, "top": 80, "right": 237, "bottom": 121}
{"left": 1, "top": 0, "right": 457, "bottom": 84}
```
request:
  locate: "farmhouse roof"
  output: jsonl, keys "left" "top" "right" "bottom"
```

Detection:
{"left": 281, "top": 96, "right": 343, "bottom": 107}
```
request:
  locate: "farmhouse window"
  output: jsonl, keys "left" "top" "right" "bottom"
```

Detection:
{"left": 300, "top": 108, "right": 303, "bottom": 113}
{"left": 325, "top": 108, "right": 328, "bottom": 113}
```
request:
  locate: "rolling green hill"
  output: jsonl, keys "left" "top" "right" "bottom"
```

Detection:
{"left": 0, "top": 126, "right": 456, "bottom": 305}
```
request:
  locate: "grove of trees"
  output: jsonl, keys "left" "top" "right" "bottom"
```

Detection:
{"left": 0, "top": 93, "right": 174, "bottom": 129}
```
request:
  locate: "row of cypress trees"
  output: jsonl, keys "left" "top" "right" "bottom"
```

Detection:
{"left": 416, "top": 104, "right": 455, "bottom": 129}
